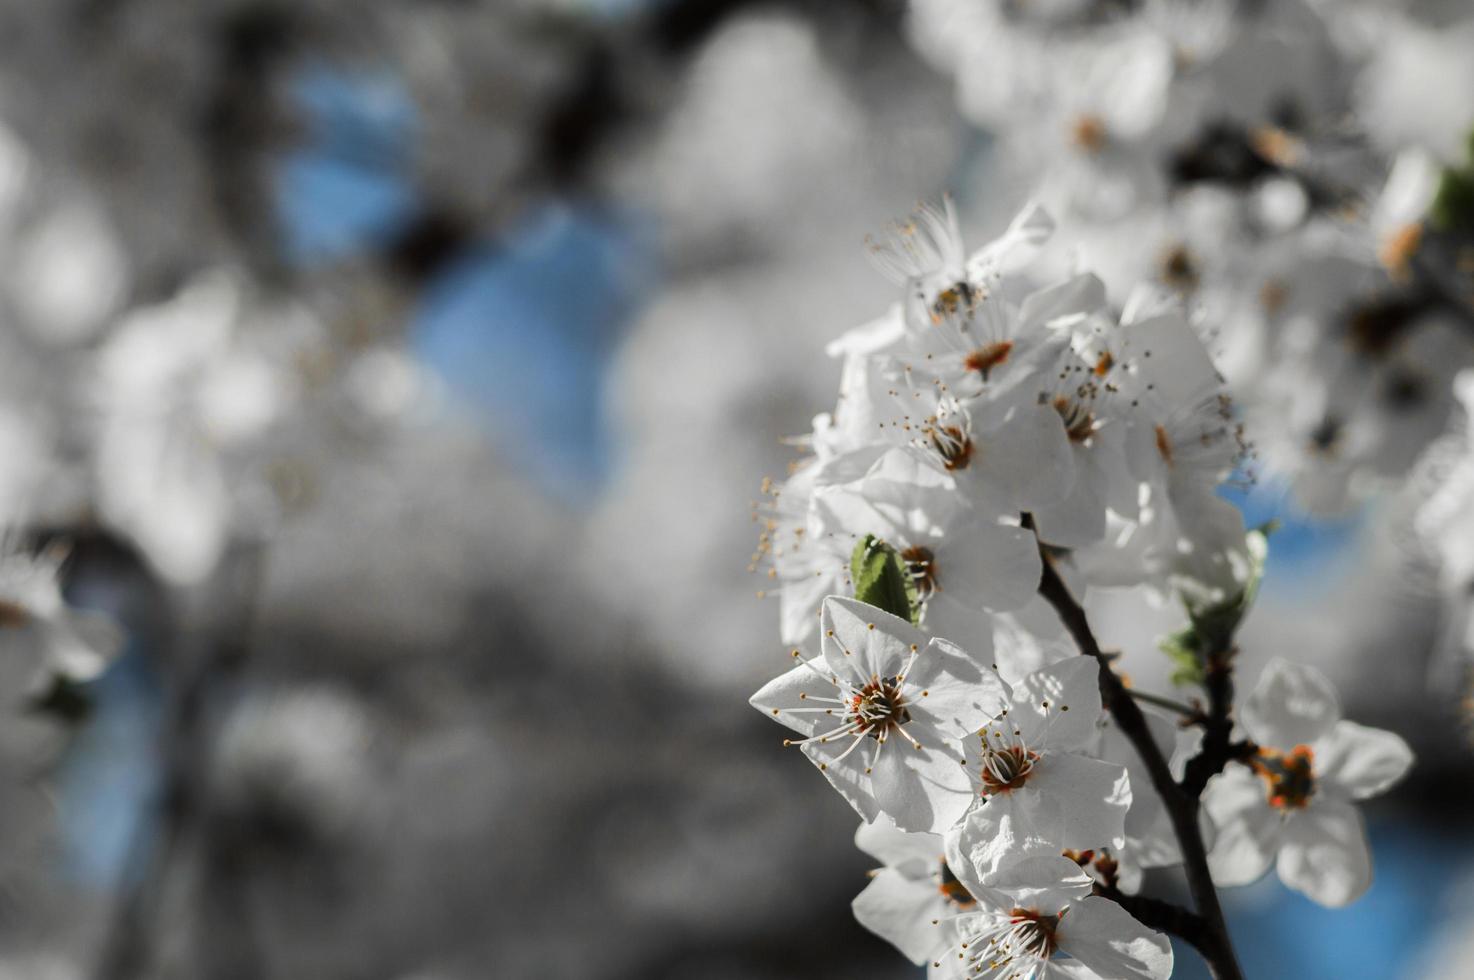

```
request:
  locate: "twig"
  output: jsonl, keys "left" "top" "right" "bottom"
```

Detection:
{"left": 94, "top": 540, "right": 267, "bottom": 980}
{"left": 1094, "top": 883, "right": 1213, "bottom": 958}
{"left": 1027, "top": 525, "right": 1245, "bottom": 980}
{"left": 1181, "top": 643, "right": 1243, "bottom": 797}
{"left": 1127, "top": 688, "right": 1201, "bottom": 719}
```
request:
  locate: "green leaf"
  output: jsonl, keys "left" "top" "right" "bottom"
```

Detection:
{"left": 1431, "top": 167, "right": 1474, "bottom": 233}
{"left": 1158, "top": 627, "right": 1207, "bottom": 688}
{"left": 849, "top": 534, "right": 919, "bottom": 625}
{"left": 1160, "top": 526, "right": 1271, "bottom": 688}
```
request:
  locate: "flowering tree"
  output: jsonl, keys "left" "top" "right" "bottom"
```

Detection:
{"left": 748, "top": 0, "right": 1474, "bottom": 972}
{"left": 750, "top": 199, "right": 1415, "bottom": 978}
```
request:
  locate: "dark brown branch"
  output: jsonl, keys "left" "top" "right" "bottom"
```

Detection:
{"left": 1029, "top": 529, "right": 1244, "bottom": 980}
{"left": 1179, "top": 638, "right": 1237, "bottom": 796}
{"left": 1095, "top": 883, "right": 1213, "bottom": 958}
{"left": 95, "top": 540, "right": 267, "bottom": 980}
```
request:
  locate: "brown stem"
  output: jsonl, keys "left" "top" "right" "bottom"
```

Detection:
{"left": 1031, "top": 538, "right": 1245, "bottom": 980}
{"left": 1181, "top": 646, "right": 1244, "bottom": 797}
{"left": 1094, "top": 883, "right": 1213, "bottom": 958}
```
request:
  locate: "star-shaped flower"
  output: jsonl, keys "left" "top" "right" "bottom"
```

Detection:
{"left": 930, "top": 854, "right": 1173, "bottom": 980}
{"left": 1204, "top": 658, "right": 1414, "bottom": 907}
{"left": 751, "top": 596, "right": 1006, "bottom": 833}
{"left": 946, "top": 657, "right": 1133, "bottom": 888}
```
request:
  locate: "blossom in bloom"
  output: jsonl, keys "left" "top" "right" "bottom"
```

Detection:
{"left": 947, "top": 656, "right": 1133, "bottom": 887}
{"left": 850, "top": 817, "right": 980, "bottom": 966}
{"left": 1025, "top": 322, "right": 1143, "bottom": 548}
{"left": 750, "top": 596, "right": 1006, "bottom": 832}
{"left": 930, "top": 854, "right": 1173, "bottom": 980}
{"left": 877, "top": 364, "right": 1078, "bottom": 519}
{"left": 864, "top": 198, "right": 1054, "bottom": 331}
{"left": 751, "top": 459, "right": 851, "bottom": 650}
{"left": 815, "top": 449, "right": 1042, "bottom": 635}
{"left": 1204, "top": 658, "right": 1413, "bottom": 906}
{"left": 0, "top": 541, "right": 122, "bottom": 700}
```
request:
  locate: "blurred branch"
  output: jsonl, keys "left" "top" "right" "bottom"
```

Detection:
{"left": 95, "top": 540, "right": 267, "bottom": 980}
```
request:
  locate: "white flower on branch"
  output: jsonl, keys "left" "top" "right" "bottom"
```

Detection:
{"left": 929, "top": 854, "right": 1173, "bottom": 980}
{"left": 1204, "top": 658, "right": 1413, "bottom": 906}
{"left": 750, "top": 596, "right": 1006, "bottom": 833}
{"left": 946, "top": 656, "right": 1132, "bottom": 889}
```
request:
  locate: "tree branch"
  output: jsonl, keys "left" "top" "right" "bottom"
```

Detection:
{"left": 1094, "top": 883, "right": 1213, "bottom": 958}
{"left": 1029, "top": 532, "right": 1244, "bottom": 980}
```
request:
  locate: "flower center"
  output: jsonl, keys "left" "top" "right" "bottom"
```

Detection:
{"left": 1307, "top": 416, "right": 1341, "bottom": 455}
{"left": 1260, "top": 279, "right": 1288, "bottom": 314}
{"left": 848, "top": 675, "right": 910, "bottom": 740}
{"left": 1070, "top": 114, "right": 1107, "bottom": 154}
{"left": 1160, "top": 243, "right": 1199, "bottom": 293}
{"left": 928, "top": 424, "right": 974, "bottom": 471}
{"left": 1251, "top": 746, "right": 1316, "bottom": 811}
{"left": 932, "top": 280, "right": 979, "bottom": 322}
{"left": 964, "top": 340, "right": 1014, "bottom": 380}
{"left": 0, "top": 598, "right": 31, "bottom": 628}
{"left": 1345, "top": 296, "right": 1420, "bottom": 358}
{"left": 1378, "top": 223, "right": 1423, "bottom": 281}
{"left": 1052, "top": 396, "right": 1096, "bottom": 444}
{"left": 1250, "top": 126, "right": 1302, "bottom": 168}
{"left": 1006, "top": 908, "right": 1061, "bottom": 958}
{"left": 900, "top": 545, "right": 939, "bottom": 598}
{"left": 1155, "top": 424, "right": 1174, "bottom": 465}
{"left": 980, "top": 742, "right": 1039, "bottom": 795}
{"left": 938, "top": 860, "right": 976, "bottom": 908}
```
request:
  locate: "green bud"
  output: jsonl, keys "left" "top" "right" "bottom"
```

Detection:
{"left": 849, "top": 534, "right": 920, "bottom": 625}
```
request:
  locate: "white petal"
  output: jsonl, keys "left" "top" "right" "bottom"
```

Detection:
{"left": 919, "top": 595, "right": 997, "bottom": 658}
{"left": 987, "top": 854, "right": 1095, "bottom": 914}
{"left": 866, "top": 734, "right": 973, "bottom": 834}
{"left": 939, "top": 520, "right": 1042, "bottom": 614}
{"left": 852, "top": 867, "right": 952, "bottom": 965}
{"left": 990, "top": 605, "right": 1072, "bottom": 686}
{"left": 1204, "top": 765, "right": 1283, "bottom": 887}
{"left": 1017, "top": 273, "right": 1107, "bottom": 336}
{"left": 854, "top": 817, "right": 943, "bottom": 873}
{"left": 965, "top": 201, "right": 1054, "bottom": 278}
{"left": 1241, "top": 658, "right": 1342, "bottom": 750}
{"left": 907, "top": 637, "right": 1010, "bottom": 736}
{"left": 1119, "top": 312, "right": 1220, "bottom": 413}
{"left": 1032, "top": 452, "right": 1108, "bottom": 548}
{"left": 821, "top": 595, "right": 926, "bottom": 682}
{"left": 1276, "top": 800, "right": 1372, "bottom": 908}
{"left": 1313, "top": 720, "right": 1413, "bottom": 801}
{"left": 1100, "top": 714, "right": 1187, "bottom": 869}
{"left": 801, "top": 739, "right": 880, "bottom": 823}
{"left": 974, "top": 401, "right": 1077, "bottom": 512}
{"left": 947, "top": 791, "right": 1059, "bottom": 891}
{"left": 1055, "top": 896, "right": 1174, "bottom": 980}
{"left": 1027, "top": 752, "right": 1132, "bottom": 853}
{"left": 748, "top": 660, "right": 826, "bottom": 737}
{"left": 827, "top": 305, "right": 906, "bottom": 358}
{"left": 1011, "top": 656, "right": 1104, "bottom": 752}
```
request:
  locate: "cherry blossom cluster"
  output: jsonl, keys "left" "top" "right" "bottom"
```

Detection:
{"left": 907, "top": 0, "right": 1474, "bottom": 516}
{"left": 750, "top": 202, "right": 1414, "bottom": 978}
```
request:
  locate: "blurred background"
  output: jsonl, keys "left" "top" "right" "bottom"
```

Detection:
{"left": 0, "top": 1, "right": 1470, "bottom": 978}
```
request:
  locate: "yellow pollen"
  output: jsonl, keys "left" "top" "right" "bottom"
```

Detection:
{"left": 1070, "top": 114, "right": 1107, "bottom": 154}
{"left": 0, "top": 599, "right": 30, "bottom": 628}
{"left": 1378, "top": 223, "right": 1423, "bottom": 281}
{"left": 1250, "top": 126, "right": 1302, "bottom": 168}
{"left": 964, "top": 341, "right": 1014, "bottom": 380}
{"left": 1155, "top": 424, "right": 1174, "bottom": 465}
{"left": 1260, "top": 279, "right": 1288, "bottom": 314}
